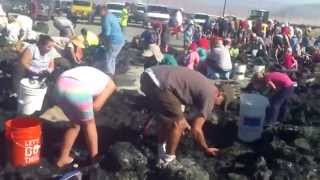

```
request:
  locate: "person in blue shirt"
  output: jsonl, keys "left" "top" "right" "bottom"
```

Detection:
{"left": 100, "top": 5, "right": 125, "bottom": 76}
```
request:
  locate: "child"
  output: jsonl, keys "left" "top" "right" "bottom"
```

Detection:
{"left": 283, "top": 48, "right": 297, "bottom": 70}
{"left": 184, "top": 43, "right": 200, "bottom": 70}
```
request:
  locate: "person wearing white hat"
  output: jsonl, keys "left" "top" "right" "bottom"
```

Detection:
{"left": 0, "top": 3, "right": 7, "bottom": 31}
{"left": 184, "top": 19, "right": 195, "bottom": 50}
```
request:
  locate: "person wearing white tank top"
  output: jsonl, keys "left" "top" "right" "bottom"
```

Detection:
{"left": 14, "top": 35, "right": 57, "bottom": 93}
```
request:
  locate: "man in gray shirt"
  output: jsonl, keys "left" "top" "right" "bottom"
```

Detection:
{"left": 140, "top": 65, "right": 232, "bottom": 167}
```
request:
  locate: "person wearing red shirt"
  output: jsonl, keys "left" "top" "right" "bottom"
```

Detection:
{"left": 252, "top": 72, "right": 295, "bottom": 125}
{"left": 283, "top": 48, "right": 297, "bottom": 70}
{"left": 197, "top": 35, "right": 210, "bottom": 50}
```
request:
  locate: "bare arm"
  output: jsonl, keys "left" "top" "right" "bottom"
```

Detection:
{"left": 93, "top": 80, "right": 117, "bottom": 112}
{"left": 20, "top": 48, "right": 33, "bottom": 71}
{"left": 191, "top": 116, "right": 219, "bottom": 156}
{"left": 267, "top": 80, "right": 277, "bottom": 91}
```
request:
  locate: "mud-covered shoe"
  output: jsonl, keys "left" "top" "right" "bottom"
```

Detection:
{"left": 157, "top": 154, "right": 176, "bottom": 168}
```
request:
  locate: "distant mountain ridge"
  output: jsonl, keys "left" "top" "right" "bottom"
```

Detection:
{"left": 113, "top": 0, "right": 320, "bottom": 25}
{"left": 273, "top": 3, "right": 320, "bottom": 25}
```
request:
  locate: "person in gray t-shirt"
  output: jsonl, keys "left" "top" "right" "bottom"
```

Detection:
{"left": 140, "top": 65, "right": 234, "bottom": 167}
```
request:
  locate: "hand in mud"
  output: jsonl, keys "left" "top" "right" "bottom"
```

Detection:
{"left": 205, "top": 147, "right": 219, "bottom": 156}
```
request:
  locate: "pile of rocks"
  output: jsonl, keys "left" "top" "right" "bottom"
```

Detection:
{"left": 0, "top": 74, "right": 320, "bottom": 180}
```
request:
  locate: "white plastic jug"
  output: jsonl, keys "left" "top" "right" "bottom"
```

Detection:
{"left": 17, "top": 78, "right": 47, "bottom": 115}
{"left": 253, "top": 65, "right": 265, "bottom": 73}
{"left": 238, "top": 93, "right": 269, "bottom": 142}
{"left": 252, "top": 49, "right": 259, "bottom": 57}
{"left": 233, "top": 64, "right": 247, "bottom": 80}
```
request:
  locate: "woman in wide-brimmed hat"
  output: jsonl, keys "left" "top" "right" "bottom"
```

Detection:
{"left": 65, "top": 36, "right": 85, "bottom": 64}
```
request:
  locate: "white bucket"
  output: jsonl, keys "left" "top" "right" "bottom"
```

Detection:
{"left": 238, "top": 93, "right": 269, "bottom": 142}
{"left": 252, "top": 49, "right": 259, "bottom": 57}
{"left": 17, "top": 78, "right": 47, "bottom": 115}
{"left": 234, "top": 64, "right": 247, "bottom": 74}
{"left": 234, "top": 74, "right": 246, "bottom": 80}
{"left": 233, "top": 64, "right": 247, "bottom": 80}
{"left": 253, "top": 65, "right": 265, "bottom": 73}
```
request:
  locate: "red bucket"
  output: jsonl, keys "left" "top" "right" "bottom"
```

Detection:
{"left": 5, "top": 117, "right": 42, "bottom": 167}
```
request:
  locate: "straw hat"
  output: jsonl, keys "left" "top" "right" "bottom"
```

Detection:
{"left": 142, "top": 44, "right": 164, "bottom": 62}
{"left": 71, "top": 36, "right": 85, "bottom": 49}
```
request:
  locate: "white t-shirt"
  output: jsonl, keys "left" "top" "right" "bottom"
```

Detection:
{"left": 0, "top": 4, "right": 6, "bottom": 16}
{"left": 176, "top": 11, "right": 183, "bottom": 26}
{"left": 16, "top": 15, "right": 33, "bottom": 32}
{"left": 247, "top": 20, "right": 253, "bottom": 31}
{"left": 27, "top": 44, "right": 56, "bottom": 74}
{"left": 61, "top": 66, "right": 111, "bottom": 96}
{"left": 5, "top": 22, "right": 21, "bottom": 44}
{"left": 211, "top": 45, "right": 232, "bottom": 71}
{"left": 95, "top": 0, "right": 104, "bottom": 5}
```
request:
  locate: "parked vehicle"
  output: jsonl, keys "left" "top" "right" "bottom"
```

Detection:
{"left": 192, "top": 13, "right": 209, "bottom": 25}
{"left": 106, "top": 2, "right": 125, "bottom": 22}
{"left": 128, "top": 3, "right": 146, "bottom": 24}
{"left": 69, "top": 0, "right": 93, "bottom": 23}
{"left": 249, "top": 9, "right": 270, "bottom": 22}
{"left": 143, "top": 5, "right": 170, "bottom": 27}
{"left": 54, "top": 0, "right": 73, "bottom": 14}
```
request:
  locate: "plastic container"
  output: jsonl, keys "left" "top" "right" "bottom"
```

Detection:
{"left": 252, "top": 49, "right": 259, "bottom": 57}
{"left": 253, "top": 65, "right": 265, "bottom": 73}
{"left": 233, "top": 64, "right": 247, "bottom": 80}
{"left": 18, "top": 78, "right": 47, "bottom": 115}
{"left": 234, "top": 64, "right": 247, "bottom": 74}
{"left": 5, "top": 117, "right": 42, "bottom": 167}
{"left": 238, "top": 93, "right": 269, "bottom": 142}
{"left": 59, "top": 170, "right": 82, "bottom": 180}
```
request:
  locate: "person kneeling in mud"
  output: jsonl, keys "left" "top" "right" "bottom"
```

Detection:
{"left": 55, "top": 66, "right": 116, "bottom": 168}
{"left": 140, "top": 65, "right": 233, "bottom": 167}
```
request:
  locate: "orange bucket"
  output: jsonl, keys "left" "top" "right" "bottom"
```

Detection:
{"left": 5, "top": 117, "right": 42, "bottom": 167}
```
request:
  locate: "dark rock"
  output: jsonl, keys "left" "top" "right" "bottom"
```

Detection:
{"left": 227, "top": 173, "right": 248, "bottom": 180}
{"left": 270, "top": 138, "right": 298, "bottom": 161}
{"left": 271, "top": 159, "right": 303, "bottom": 180}
{"left": 275, "top": 125, "right": 302, "bottom": 143}
{"left": 112, "top": 171, "right": 141, "bottom": 180}
{"left": 179, "top": 158, "right": 210, "bottom": 180}
{"left": 158, "top": 158, "right": 209, "bottom": 180}
{"left": 253, "top": 169, "right": 272, "bottom": 180}
{"left": 294, "top": 138, "right": 311, "bottom": 152}
{"left": 108, "top": 142, "right": 148, "bottom": 172}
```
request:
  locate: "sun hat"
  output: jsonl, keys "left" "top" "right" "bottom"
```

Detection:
{"left": 71, "top": 36, "right": 85, "bottom": 49}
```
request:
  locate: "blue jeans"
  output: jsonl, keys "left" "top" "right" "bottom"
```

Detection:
{"left": 105, "top": 42, "right": 124, "bottom": 75}
{"left": 207, "top": 66, "right": 231, "bottom": 80}
{"left": 266, "top": 86, "right": 294, "bottom": 123}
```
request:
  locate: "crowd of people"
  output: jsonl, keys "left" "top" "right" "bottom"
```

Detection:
{"left": 137, "top": 10, "right": 320, "bottom": 81}
{"left": 0, "top": 1, "right": 319, "bottom": 171}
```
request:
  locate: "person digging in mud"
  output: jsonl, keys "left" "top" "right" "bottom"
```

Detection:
{"left": 140, "top": 65, "right": 233, "bottom": 167}
{"left": 55, "top": 66, "right": 116, "bottom": 168}
{"left": 251, "top": 71, "right": 295, "bottom": 126}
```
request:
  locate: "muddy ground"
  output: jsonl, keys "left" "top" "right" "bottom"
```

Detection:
{"left": 0, "top": 25, "right": 319, "bottom": 179}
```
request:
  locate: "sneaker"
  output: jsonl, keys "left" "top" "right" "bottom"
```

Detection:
{"left": 158, "top": 143, "right": 167, "bottom": 156}
{"left": 157, "top": 154, "right": 176, "bottom": 168}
